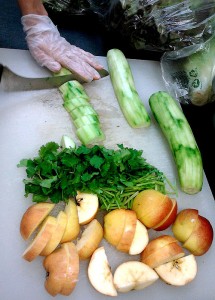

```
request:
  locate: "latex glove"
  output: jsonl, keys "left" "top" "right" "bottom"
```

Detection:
{"left": 21, "top": 14, "right": 104, "bottom": 82}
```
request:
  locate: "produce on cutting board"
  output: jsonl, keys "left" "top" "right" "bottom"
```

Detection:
{"left": 107, "top": 48, "right": 151, "bottom": 128}
{"left": 149, "top": 91, "right": 203, "bottom": 195}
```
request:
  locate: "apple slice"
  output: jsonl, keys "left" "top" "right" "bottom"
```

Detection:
{"left": 153, "top": 198, "right": 177, "bottom": 231}
{"left": 155, "top": 254, "right": 197, "bottom": 286}
{"left": 40, "top": 211, "right": 67, "bottom": 256}
{"left": 88, "top": 246, "right": 117, "bottom": 297}
{"left": 76, "top": 192, "right": 99, "bottom": 225}
{"left": 183, "top": 215, "right": 213, "bottom": 256}
{"left": 20, "top": 202, "right": 55, "bottom": 240}
{"left": 61, "top": 198, "right": 80, "bottom": 243}
{"left": 140, "top": 235, "right": 185, "bottom": 269}
{"left": 129, "top": 220, "right": 149, "bottom": 255}
{"left": 76, "top": 219, "right": 103, "bottom": 260}
{"left": 104, "top": 209, "right": 127, "bottom": 246}
{"left": 22, "top": 216, "right": 57, "bottom": 262}
{"left": 172, "top": 209, "right": 199, "bottom": 242}
{"left": 132, "top": 189, "right": 173, "bottom": 228}
{"left": 43, "top": 242, "right": 79, "bottom": 296}
{"left": 113, "top": 261, "right": 159, "bottom": 293}
{"left": 116, "top": 209, "right": 137, "bottom": 253}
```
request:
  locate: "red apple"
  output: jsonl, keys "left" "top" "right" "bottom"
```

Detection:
{"left": 140, "top": 235, "right": 185, "bottom": 269}
{"left": 172, "top": 209, "right": 199, "bottom": 242}
{"left": 153, "top": 198, "right": 178, "bottom": 231}
{"left": 132, "top": 190, "right": 174, "bottom": 228}
{"left": 183, "top": 215, "right": 213, "bottom": 256}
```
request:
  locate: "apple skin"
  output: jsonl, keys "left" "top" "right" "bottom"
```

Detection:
{"left": 76, "top": 219, "right": 103, "bottom": 260}
{"left": 43, "top": 242, "right": 79, "bottom": 296}
{"left": 132, "top": 189, "right": 173, "bottom": 228}
{"left": 116, "top": 209, "right": 137, "bottom": 253}
{"left": 153, "top": 198, "right": 178, "bottom": 231}
{"left": 104, "top": 209, "right": 127, "bottom": 246}
{"left": 140, "top": 235, "right": 185, "bottom": 269}
{"left": 183, "top": 215, "right": 213, "bottom": 256}
{"left": 172, "top": 209, "right": 199, "bottom": 242}
{"left": 20, "top": 202, "right": 55, "bottom": 240}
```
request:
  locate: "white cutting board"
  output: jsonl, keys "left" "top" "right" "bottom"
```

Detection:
{"left": 0, "top": 48, "right": 214, "bottom": 300}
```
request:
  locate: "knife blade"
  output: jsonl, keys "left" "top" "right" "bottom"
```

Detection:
{"left": 0, "top": 64, "right": 109, "bottom": 92}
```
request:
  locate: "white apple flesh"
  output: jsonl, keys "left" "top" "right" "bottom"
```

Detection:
{"left": 76, "top": 192, "right": 99, "bottom": 225}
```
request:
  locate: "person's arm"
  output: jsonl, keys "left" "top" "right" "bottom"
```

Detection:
{"left": 17, "top": 0, "right": 103, "bottom": 81}
{"left": 18, "top": 0, "right": 48, "bottom": 16}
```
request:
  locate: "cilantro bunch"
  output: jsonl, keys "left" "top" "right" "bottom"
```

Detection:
{"left": 18, "top": 142, "right": 169, "bottom": 210}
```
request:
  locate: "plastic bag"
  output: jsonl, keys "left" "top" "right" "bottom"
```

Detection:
{"left": 103, "top": 0, "right": 215, "bottom": 52}
{"left": 161, "top": 35, "right": 215, "bottom": 106}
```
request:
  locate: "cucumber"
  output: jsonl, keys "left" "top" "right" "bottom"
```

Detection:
{"left": 76, "top": 123, "right": 106, "bottom": 145}
{"left": 107, "top": 49, "right": 150, "bottom": 128}
{"left": 69, "top": 106, "right": 98, "bottom": 120}
{"left": 149, "top": 91, "right": 203, "bottom": 194}
{"left": 56, "top": 68, "right": 105, "bottom": 145}
{"left": 73, "top": 114, "right": 99, "bottom": 128}
{"left": 63, "top": 97, "right": 90, "bottom": 113}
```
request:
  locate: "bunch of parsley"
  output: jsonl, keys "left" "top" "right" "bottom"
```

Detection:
{"left": 18, "top": 142, "right": 169, "bottom": 210}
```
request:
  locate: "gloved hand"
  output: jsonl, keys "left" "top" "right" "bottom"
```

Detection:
{"left": 21, "top": 14, "right": 104, "bottom": 82}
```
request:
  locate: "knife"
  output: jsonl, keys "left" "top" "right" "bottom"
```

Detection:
{"left": 0, "top": 64, "right": 109, "bottom": 92}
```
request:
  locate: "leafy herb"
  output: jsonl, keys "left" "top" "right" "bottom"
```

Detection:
{"left": 18, "top": 142, "right": 175, "bottom": 210}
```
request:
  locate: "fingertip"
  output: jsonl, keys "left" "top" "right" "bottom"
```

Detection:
{"left": 45, "top": 61, "right": 61, "bottom": 73}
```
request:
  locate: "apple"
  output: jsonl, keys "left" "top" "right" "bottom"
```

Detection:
{"left": 76, "top": 219, "right": 103, "bottom": 260}
{"left": 76, "top": 192, "right": 99, "bottom": 225}
{"left": 153, "top": 198, "right": 177, "bottom": 231}
{"left": 129, "top": 220, "right": 149, "bottom": 255}
{"left": 172, "top": 209, "right": 213, "bottom": 256}
{"left": 155, "top": 254, "right": 197, "bottom": 286}
{"left": 183, "top": 215, "right": 213, "bottom": 256}
{"left": 20, "top": 202, "right": 55, "bottom": 240}
{"left": 40, "top": 211, "right": 68, "bottom": 256}
{"left": 132, "top": 189, "right": 175, "bottom": 229}
{"left": 43, "top": 242, "right": 79, "bottom": 296}
{"left": 61, "top": 198, "right": 80, "bottom": 243}
{"left": 104, "top": 208, "right": 127, "bottom": 246}
{"left": 104, "top": 208, "right": 149, "bottom": 254}
{"left": 172, "top": 208, "right": 199, "bottom": 242}
{"left": 22, "top": 216, "right": 57, "bottom": 262}
{"left": 140, "top": 235, "right": 185, "bottom": 269}
{"left": 116, "top": 209, "right": 137, "bottom": 253}
{"left": 88, "top": 246, "right": 117, "bottom": 297}
{"left": 113, "top": 261, "right": 159, "bottom": 293}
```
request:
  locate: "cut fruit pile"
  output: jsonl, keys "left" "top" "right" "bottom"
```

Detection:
{"left": 20, "top": 189, "right": 213, "bottom": 297}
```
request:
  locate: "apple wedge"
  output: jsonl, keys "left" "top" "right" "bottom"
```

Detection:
{"left": 61, "top": 198, "right": 80, "bottom": 243}
{"left": 116, "top": 209, "right": 137, "bottom": 253}
{"left": 40, "top": 211, "right": 67, "bottom": 256}
{"left": 22, "top": 216, "right": 57, "bottom": 262}
{"left": 76, "top": 192, "right": 99, "bottom": 225}
{"left": 153, "top": 198, "right": 177, "bottom": 231}
{"left": 140, "top": 235, "right": 185, "bottom": 269}
{"left": 76, "top": 219, "right": 103, "bottom": 260}
{"left": 129, "top": 220, "right": 149, "bottom": 255}
{"left": 20, "top": 202, "right": 55, "bottom": 240}
{"left": 155, "top": 254, "right": 197, "bottom": 286}
{"left": 88, "top": 246, "right": 117, "bottom": 297}
{"left": 43, "top": 242, "right": 79, "bottom": 296}
{"left": 113, "top": 261, "right": 159, "bottom": 293}
{"left": 104, "top": 209, "right": 127, "bottom": 246}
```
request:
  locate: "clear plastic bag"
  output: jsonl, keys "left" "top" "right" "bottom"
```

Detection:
{"left": 103, "top": 0, "right": 215, "bottom": 52}
{"left": 161, "top": 35, "right": 215, "bottom": 106}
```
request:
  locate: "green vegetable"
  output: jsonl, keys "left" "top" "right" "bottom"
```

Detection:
{"left": 18, "top": 142, "right": 174, "bottom": 210}
{"left": 107, "top": 49, "right": 151, "bottom": 128}
{"left": 54, "top": 68, "right": 105, "bottom": 145}
{"left": 149, "top": 91, "right": 203, "bottom": 195}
